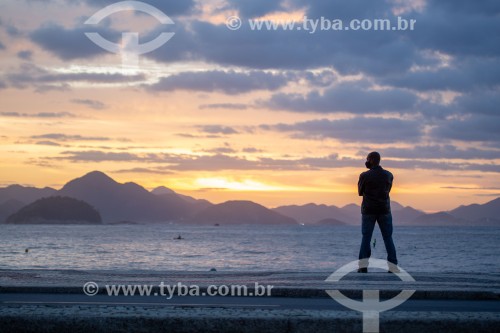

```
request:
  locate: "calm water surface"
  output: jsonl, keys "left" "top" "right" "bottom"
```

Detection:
{"left": 0, "top": 224, "right": 498, "bottom": 273}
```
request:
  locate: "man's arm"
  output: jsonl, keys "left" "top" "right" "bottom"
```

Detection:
{"left": 358, "top": 173, "right": 364, "bottom": 196}
{"left": 387, "top": 172, "right": 393, "bottom": 194}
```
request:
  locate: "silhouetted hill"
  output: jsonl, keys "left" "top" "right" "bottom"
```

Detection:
{"left": 339, "top": 201, "right": 411, "bottom": 221}
{"left": 390, "top": 201, "right": 405, "bottom": 211}
{"left": 340, "top": 204, "right": 361, "bottom": 222}
{"left": 6, "top": 196, "right": 102, "bottom": 224}
{"left": 151, "top": 186, "right": 176, "bottom": 195}
{"left": 273, "top": 201, "right": 418, "bottom": 225}
{"left": 410, "top": 197, "right": 500, "bottom": 226}
{"left": 0, "top": 199, "right": 26, "bottom": 223}
{"left": 190, "top": 200, "right": 298, "bottom": 225}
{"left": 449, "top": 197, "right": 500, "bottom": 222}
{"left": 392, "top": 206, "right": 425, "bottom": 224}
{"left": 273, "top": 203, "right": 350, "bottom": 224}
{"left": 411, "top": 212, "right": 469, "bottom": 226}
{"left": 314, "top": 218, "right": 348, "bottom": 226}
{"left": 57, "top": 171, "right": 192, "bottom": 223}
{"left": 0, "top": 185, "right": 56, "bottom": 205}
{"left": 152, "top": 186, "right": 212, "bottom": 213}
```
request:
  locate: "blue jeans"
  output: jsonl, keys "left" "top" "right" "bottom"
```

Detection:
{"left": 358, "top": 213, "right": 398, "bottom": 265}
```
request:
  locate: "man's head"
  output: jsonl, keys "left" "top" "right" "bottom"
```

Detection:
{"left": 365, "top": 152, "right": 381, "bottom": 169}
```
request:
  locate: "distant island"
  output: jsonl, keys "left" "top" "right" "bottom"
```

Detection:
{"left": 5, "top": 196, "right": 102, "bottom": 225}
{"left": 314, "top": 218, "right": 348, "bottom": 226}
{"left": 0, "top": 171, "right": 498, "bottom": 226}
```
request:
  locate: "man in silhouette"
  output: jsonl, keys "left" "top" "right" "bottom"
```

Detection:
{"left": 357, "top": 152, "right": 399, "bottom": 273}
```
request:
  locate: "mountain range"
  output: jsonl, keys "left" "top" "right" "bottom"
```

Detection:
{"left": 57, "top": 171, "right": 194, "bottom": 222}
{"left": 188, "top": 200, "right": 296, "bottom": 225}
{"left": 272, "top": 201, "right": 425, "bottom": 225}
{"left": 273, "top": 199, "right": 500, "bottom": 226}
{"left": 0, "top": 171, "right": 498, "bottom": 226}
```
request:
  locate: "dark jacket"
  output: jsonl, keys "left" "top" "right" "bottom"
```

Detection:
{"left": 358, "top": 165, "right": 393, "bottom": 215}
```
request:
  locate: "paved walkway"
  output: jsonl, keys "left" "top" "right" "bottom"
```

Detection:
{"left": 0, "top": 270, "right": 499, "bottom": 333}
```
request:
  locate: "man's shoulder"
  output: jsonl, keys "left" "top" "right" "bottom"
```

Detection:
{"left": 381, "top": 168, "right": 393, "bottom": 178}
{"left": 361, "top": 167, "right": 393, "bottom": 178}
{"left": 359, "top": 170, "right": 370, "bottom": 178}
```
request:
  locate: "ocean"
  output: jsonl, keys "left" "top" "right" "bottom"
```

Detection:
{"left": 0, "top": 224, "right": 498, "bottom": 273}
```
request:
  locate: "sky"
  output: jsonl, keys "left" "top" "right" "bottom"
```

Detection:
{"left": 0, "top": 0, "right": 499, "bottom": 212}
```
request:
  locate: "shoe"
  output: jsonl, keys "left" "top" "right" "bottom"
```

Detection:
{"left": 357, "top": 268, "right": 368, "bottom": 273}
{"left": 387, "top": 265, "right": 400, "bottom": 273}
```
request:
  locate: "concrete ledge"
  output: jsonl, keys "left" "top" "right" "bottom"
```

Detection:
{"left": 0, "top": 286, "right": 498, "bottom": 301}
{"left": 0, "top": 305, "right": 498, "bottom": 333}
{"left": 1, "top": 270, "right": 499, "bottom": 301}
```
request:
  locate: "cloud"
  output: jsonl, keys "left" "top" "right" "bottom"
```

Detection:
{"left": 291, "top": 0, "right": 394, "bottom": 19}
{"left": 382, "top": 58, "right": 500, "bottom": 92}
{"left": 440, "top": 186, "right": 500, "bottom": 190}
{"left": 199, "top": 103, "right": 250, "bottom": 110}
{"left": 147, "top": 12, "right": 423, "bottom": 76}
{"left": 5, "top": 24, "right": 23, "bottom": 38}
{"left": 264, "top": 82, "right": 419, "bottom": 114}
{"left": 23, "top": 1, "right": 195, "bottom": 63}
{"left": 453, "top": 90, "right": 500, "bottom": 117}
{"left": 197, "top": 125, "right": 239, "bottom": 135}
{"left": 24, "top": 0, "right": 500, "bottom": 93}
{"left": 147, "top": 70, "right": 290, "bottom": 95}
{"left": 431, "top": 115, "right": 500, "bottom": 143}
{"left": 261, "top": 117, "right": 423, "bottom": 143}
{"left": 376, "top": 145, "right": 500, "bottom": 160}
{"left": 16, "top": 50, "right": 33, "bottom": 61}
{"left": 3, "top": 0, "right": 498, "bottom": 178}
{"left": 58, "top": 150, "right": 138, "bottom": 162}
{"left": 69, "top": 0, "right": 196, "bottom": 16}
{"left": 203, "top": 147, "right": 238, "bottom": 154}
{"left": 0, "top": 40, "right": 5, "bottom": 50}
{"left": 243, "top": 147, "right": 265, "bottom": 153}
{"left": 0, "top": 112, "right": 76, "bottom": 118}
{"left": 139, "top": 0, "right": 500, "bottom": 102}
{"left": 475, "top": 193, "right": 500, "bottom": 197}
{"left": 6, "top": 64, "right": 146, "bottom": 91}
{"left": 71, "top": 99, "right": 106, "bottom": 110}
{"left": 162, "top": 154, "right": 313, "bottom": 171}
{"left": 113, "top": 167, "right": 173, "bottom": 175}
{"left": 383, "top": 159, "right": 500, "bottom": 173}
{"left": 409, "top": 0, "right": 500, "bottom": 58}
{"left": 35, "top": 141, "right": 62, "bottom": 147}
{"left": 50, "top": 149, "right": 499, "bottom": 173}
{"left": 176, "top": 133, "right": 221, "bottom": 139}
{"left": 30, "top": 23, "right": 118, "bottom": 61}
{"left": 303, "top": 70, "right": 337, "bottom": 88}
{"left": 223, "top": 0, "right": 284, "bottom": 18}
{"left": 53, "top": 149, "right": 355, "bottom": 170}
{"left": 45, "top": 150, "right": 500, "bottom": 173}
{"left": 27, "top": 1, "right": 190, "bottom": 61}
{"left": 31, "top": 133, "right": 111, "bottom": 142}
